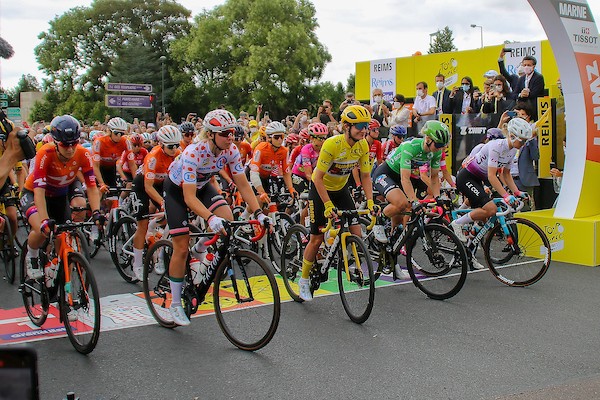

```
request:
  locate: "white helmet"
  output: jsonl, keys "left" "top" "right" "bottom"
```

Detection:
{"left": 507, "top": 117, "right": 533, "bottom": 141}
{"left": 156, "top": 125, "right": 182, "bottom": 145}
{"left": 203, "top": 109, "right": 237, "bottom": 132}
{"left": 89, "top": 130, "right": 103, "bottom": 141}
{"left": 265, "top": 121, "right": 286, "bottom": 137}
{"left": 142, "top": 132, "right": 153, "bottom": 142}
{"left": 107, "top": 117, "right": 128, "bottom": 133}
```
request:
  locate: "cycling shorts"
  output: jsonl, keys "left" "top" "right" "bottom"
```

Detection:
{"left": 456, "top": 168, "right": 492, "bottom": 208}
{"left": 131, "top": 174, "right": 162, "bottom": 221}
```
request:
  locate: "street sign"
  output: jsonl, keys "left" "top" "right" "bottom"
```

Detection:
{"left": 0, "top": 93, "right": 7, "bottom": 100}
{"left": 105, "top": 83, "right": 152, "bottom": 93}
{"left": 6, "top": 107, "right": 22, "bottom": 126}
{"left": 0, "top": 101, "right": 7, "bottom": 108}
{"left": 105, "top": 94, "right": 152, "bottom": 109}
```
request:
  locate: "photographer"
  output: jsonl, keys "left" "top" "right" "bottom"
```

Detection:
{"left": 449, "top": 77, "right": 477, "bottom": 114}
{"left": 339, "top": 92, "right": 359, "bottom": 114}
{"left": 317, "top": 100, "right": 337, "bottom": 125}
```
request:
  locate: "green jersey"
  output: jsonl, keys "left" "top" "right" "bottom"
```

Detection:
{"left": 385, "top": 138, "right": 442, "bottom": 174}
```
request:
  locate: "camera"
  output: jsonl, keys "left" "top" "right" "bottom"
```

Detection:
{"left": 550, "top": 161, "right": 556, "bottom": 169}
{"left": 503, "top": 48, "right": 514, "bottom": 53}
{"left": 507, "top": 110, "right": 517, "bottom": 119}
{"left": 0, "top": 346, "right": 40, "bottom": 399}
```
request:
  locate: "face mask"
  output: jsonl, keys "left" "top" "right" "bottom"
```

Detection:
{"left": 495, "top": 85, "right": 503, "bottom": 92}
{"left": 373, "top": 95, "right": 382, "bottom": 103}
{"left": 250, "top": 128, "right": 257, "bottom": 133}
{"left": 393, "top": 102, "right": 401, "bottom": 109}
{"left": 416, "top": 89, "right": 424, "bottom": 97}
{"left": 462, "top": 84, "right": 470, "bottom": 92}
{"left": 436, "top": 81, "right": 444, "bottom": 90}
{"left": 523, "top": 66, "right": 534, "bottom": 75}
{"left": 300, "top": 116, "right": 307, "bottom": 123}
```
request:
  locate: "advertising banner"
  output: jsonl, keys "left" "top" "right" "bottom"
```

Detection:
{"left": 369, "top": 58, "right": 396, "bottom": 103}
{"left": 502, "top": 41, "right": 543, "bottom": 79}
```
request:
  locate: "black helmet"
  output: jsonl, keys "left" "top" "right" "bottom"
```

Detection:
{"left": 233, "top": 124, "right": 245, "bottom": 139}
{"left": 50, "top": 115, "right": 81, "bottom": 144}
{"left": 179, "top": 121, "right": 195, "bottom": 134}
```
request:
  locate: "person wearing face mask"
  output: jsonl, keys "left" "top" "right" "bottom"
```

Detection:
{"left": 412, "top": 82, "right": 436, "bottom": 131}
{"left": 514, "top": 55, "right": 545, "bottom": 118}
{"left": 482, "top": 75, "right": 515, "bottom": 128}
{"left": 449, "top": 76, "right": 476, "bottom": 114}
{"left": 432, "top": 74, "right": 452, "bottom": 115}
{"left": 498, "top": 48, "right": 526, "bottom": 94}
{"left": 371, "top": 88, "right": 391, "bottom": 138}
{"left": 292, "top": 109, "right": 310, "bottom": 133}
{"left": 384, "top": 94, "right": 411, "bottom": 128}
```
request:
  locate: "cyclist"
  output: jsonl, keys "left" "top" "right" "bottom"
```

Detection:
{"left": 21, "top": 115, "right": 102, "bottom": 280}
{"left": 179, "top": 121, "right": 196, "bottom": 150}
{"left": 219, "top": 125, "right": 252, "bottom": 194}
{"left": 131, "top": 125, "right": 182, "bottom": 281}
{"left": 117, "top": 133, "right": 147, "bottom": 185}
{"left": 382, "top": 125, "right": 407, "bottom": 159}
{"left": 249, "top": 121, "right": 297, "bottom": 207}
{"left": 451, "top": 117, "right": 532, "bottom": 243}
{"left": 366, "top": 119, "right": 384, "bottom": 167}
{"left": 298, "top": 105, "right": 377, "bottom": 301}
{"left": 92, "top": 117, "right": 135, "bottom": 193}
{"left": 164, "top": 109, "right": 270, "bottom": 326}
{"left": 291, "top": 122, "right": 328, "bottom": 195}
{"left": 372, "top": 120, "right": 450, "bottom": 278}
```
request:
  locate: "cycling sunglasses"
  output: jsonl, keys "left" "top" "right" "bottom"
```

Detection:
{"left": 57, "top": 141, "right": 78, "bottom": 148}
{"left": 432, "top": 141, "right": 446, "bottom": 149}
{"left": 271, "top": 134, "right": 285, "bottom": 140}
{"left": 111, "top": 130, "right": 125, "bottom": 136}
{"left": 310, "top": 135, "right": 326, "bottom": 141}
{"left": 216, "top": 129, "right": 235, "bottom": 138}
{"left": 183, "top": 132, "right": 194, "bottom": 137}
{"left": 353, "top": 122, "right": 369, "bottom": 130}
{"left": 165, "top": 143, "right": 179, "bottom": 149}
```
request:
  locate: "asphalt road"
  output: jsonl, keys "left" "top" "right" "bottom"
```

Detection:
{"left": 1, "top": 245, "right": 600, "bottom": 400}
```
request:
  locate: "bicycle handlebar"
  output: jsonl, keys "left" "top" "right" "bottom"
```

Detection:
{"left": 320, "top": 209, "right": 375, "bottom": 234}
{"left": 204, "top": 219, "right": 266, "bottom": 246}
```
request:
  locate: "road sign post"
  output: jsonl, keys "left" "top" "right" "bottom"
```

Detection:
{"left": 105, "top": 83, "right": 152, "bottom": 93}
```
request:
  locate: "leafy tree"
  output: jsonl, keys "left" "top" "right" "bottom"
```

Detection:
{"left": 428, "top": 26, "right": 457, "bottom": 54}
{"left": 5, "top": 74, "right": 41, "bottom": 107}
{"left": 346, "top": 73, "right": 356, "bottom": 96}
{"left": 171, "top": 0, "right": 331, "bottom": 119}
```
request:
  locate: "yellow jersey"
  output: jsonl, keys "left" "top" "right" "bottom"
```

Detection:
{"left": 313, "top": 134, "right": 372, "bottom": 191}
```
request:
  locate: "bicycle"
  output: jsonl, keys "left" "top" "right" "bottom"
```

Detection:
{"left": 18, "top": 221, "right": 101, "bottom": 354}
{"left": 142, "top": 219, "right": 280, "bottom": 351}
{"left": 362, "top": 199, "right": 468, "bottom": 300}
{"left": 450, "top": 197, "right": 551, "bottom": 286}
{"left": 281, "top": 209, "right": 376, "bottom": 324}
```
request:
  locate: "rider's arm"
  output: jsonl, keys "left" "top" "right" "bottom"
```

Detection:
{"left": 116, "top": 158, "right": 127, "bottom": 182}
{"left": 144, "top": 176, "right": 163, "bottom": 206}
{"left": 249, "top": 146, "right": 266, "bottom": 195}
{"left": 86, "top": 184, "right": 101, "bottom": 213}
{"left": 232, "top": 173, "right": 261, "bottom": 214}
{"left": 429, "top": 167, "right": 441, "bottom": 198}
{"left": 352, "top": 166, "right": 361, "bottom": 187}
{"left": 33, "top": 187, "right": 49, "bottom": 221}
{"left": 487, "top": 166, "right": 508, "bottom": 197}
{"left": 182, "top": 182, "right": 213, "bottom": 220}
{"left": 360, "top": 169, "right": 374, "bottom": 202}
{"left": 283, "top": 171, "right": 294, "bottom": 193}
{"left": 501, "top": 167, "right": 521, "bottom": 195}
{"left": 303, "top": 165, "right": 313, "bottom": 183}
{"left": 15, "top": 163, "right": 27, "bottom": 189}
{"left": 92, "top": 139, "right": 105, "bottom": 187}
{"left": 312, "top": 168, "right": 331, "bottom": 205}
{"left": 219, "top": 169, "right": 233, "bottom": 187}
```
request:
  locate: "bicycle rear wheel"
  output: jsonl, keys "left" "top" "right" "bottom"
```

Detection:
{"left": 60, "top": 252, "right": 101, "bottom": 354}
{"left": 268, "top": 212, "right": 295, "bottom": 273}
{"left": 214, "top": 249, "right": 280, "bottom": 351}
{"left": 280, "top": 224, "right": 310, "bottom": 302}
{"left": 109, "top": 216, "right": 138, "bottom": 283}
{"left": 484, "top": 217, "right": 551, "bottom": 287}
{"left": 337, "top": 235, "right": 375, "bottom": 324}
{"left": 0, "top": 215, "right": 17, "bottom": 283}
{"left": 142, "top": 239, "right": 177, "bottom": 328}
{"left": 406, "top": 223, "right": 468, "bottom": 300}
{"left": 19, "top": 240, "right": 49, "bottom": 326}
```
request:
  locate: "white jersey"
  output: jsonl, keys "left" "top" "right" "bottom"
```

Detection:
{"left": 168, "top": 140, "right": 244, "bottom": 189}
{"left": 463, "top": 139, "right": 517, "bottom": 180}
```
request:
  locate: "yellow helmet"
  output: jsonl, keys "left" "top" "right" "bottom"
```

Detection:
{"left": 258, "top": 125, "right": 267, "bottom": 138}
{"left": 248, "top": 119, "right": 258, "bottom": 128}
{"left": 341, "top": 105, "right": 371, "bottom": 124}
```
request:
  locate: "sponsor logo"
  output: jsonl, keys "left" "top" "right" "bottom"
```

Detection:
{"left": 465, "top": 181, "right": 480, "bottom": 196}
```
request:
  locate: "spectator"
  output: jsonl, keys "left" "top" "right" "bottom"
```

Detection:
{"left": 384, "top": 94, "right": 410, "bottom": 128}
{"left": 449, "top": 76, "right": 477, "bottom": 114}
{"left": 432, "top": 73, "right": 452, "bottom": 115}
{"left": 514, "top": 55, "right": 545, "bottom": 118}
{"left": 412, "top": 81, "right": 436, "bottom": 131}
{"left": 371, "top": 87, "right": 392, "bottom": 137}
{"left": 338, "top": 92, "right": 359, "bottom": 114}
{"left": 317, "top": 99, "right": 337, "bottom": 125}
{"left": 498, "top": 48, "right": 525, "bottom": 94}
{"left": 482, "top": 75, "right": 515, "bottom": 128}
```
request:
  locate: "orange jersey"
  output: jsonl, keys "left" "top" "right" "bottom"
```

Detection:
{"left": 25, "top": 143, "right": 96, "bottom": 197}
{"left": 250, "top": 142, "right": 290, "bottom": 178}
{"left": 142, "top": 146, "right": 180, "bottom": 183}
{"left": 120, "top": 147, "right": 148, "bottom": 173}
{"left": 93, "top": 135, "right": 133, "bottom": 167}
{"left": 224, "top": 140, "right": 252, "bottom": 177}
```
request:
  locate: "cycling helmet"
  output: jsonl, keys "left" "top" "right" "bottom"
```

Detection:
{"left": 369, "top": 119, "right": 381, "bottom": 130}
{"left": 299, "top": 128, "right": 309, "bottom": 140}
{"left": 286, "top": 133, "right": 299, "bottom": 144}
{"left": 233, "top": 124, "right": 245, "bottom": 140}
{"left": 129, "top": 133, "right": 143, "bottom": 146}
{"left": 107, "top": 117, "right": 128, "bottom": 133}
{"left": 179, "top": 121, "right": 195, "bottom": 134}
{"left": 308, "top": 122, "right": 328, "bottom": 137}
{"left": 156, "top": 125, "right": 182, "bottom": 145}
{"left": 486, "top": 127, "right": 504, "bottom": 140}
{"left": 507, "top": 117, "right": 533, "bottom": 141}
{"left": 390, "top": 125, "right": 407, "bottom": 137}
{"left": 142, "top": 132, "right": 153, "bottom": 143}
{"left": 340, "top": 105, "right": 371, "bottom": 124}
{"left": 50, "top": 115, "right": 81, "bottom": 144}
{"left": 421, "top": 120, "right": 450, "bottom": 146}
{"left": 258, "top": 126, "right": 267, "bottom": 138}
{"left": 248, "top": 119, "right": 258, "bottom": 128}
{"left": 203, "top": 109, "right": 237, "bottom": 132}
{"left": 89, "top": 130, "right": 103, "bottom": 141}
{"left": 42, "top": 125, "right": 51, "bottom": 134}
{"left": 43, "top": 133, "right": 54, "bottom": 144}
{"left": 265, "top": 121, "right": 286, "bottom": 136}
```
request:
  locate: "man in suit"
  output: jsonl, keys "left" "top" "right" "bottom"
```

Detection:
{"left": 514, "top": 55, "right": 545, "bottom": 119}
{"left": 432, "top": 73, "right": 452, "bottom": 116}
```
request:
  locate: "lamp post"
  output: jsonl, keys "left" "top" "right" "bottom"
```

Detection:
{"left": 159, "top": 55, "right": 166, "bottom": 114}
{"left": 470, "top": 24, "right": 483, "bottom": 48}
{"left": 429, "top": 30, "right": 441, "bottom": 46}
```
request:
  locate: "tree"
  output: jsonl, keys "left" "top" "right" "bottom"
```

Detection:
{"left": 171, "top": 0, "right": 331, "bottom": 119}
{"left": 5, "top": 74, "right": 41, "bottom": 107}
{"left": 428, "top": 26, "right": 458, "bottom": 54}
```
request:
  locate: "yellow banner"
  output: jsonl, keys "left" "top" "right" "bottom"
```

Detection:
{"left": 537, "top": 97, "right": 552, "bottom": 178}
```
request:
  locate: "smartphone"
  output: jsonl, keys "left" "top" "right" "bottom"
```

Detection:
{"left": 507, "top": 110, "right": 517, "bottom": 118}
{"left": 0, "top": 347, "right": 40, "bottom": 400}
{"left": 550, "top": 161, "right": 556, "bottom": 169}
{"left": 264, "top": 111, "right": 269, "bottom": 117}
{"left": 503, "top": 48, "right": 514, "bottom": 53}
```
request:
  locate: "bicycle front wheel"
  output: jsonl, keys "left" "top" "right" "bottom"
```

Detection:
{"left": 268, "top": 212, "right": 295, "bottom": 273}
{"left": 109, "top": 216, "right": 138, "bottom": 283}
{"left": 337, "top": 235, "right": 375, "bottom": 324}
{"left": 406, "top": 223, "right": 468, "bottom": 300}
{"left": 1, "top": 215, "right": 16, "bottom": 283}
{"left": 60, "top": 252, "right": 101, "bottom": 354}
{"left": 280, "top": 224, "right": 310, "bottom": 302}
{"left": 484, "top": 217, "right": 551, "bottom": 287}
{"left": 214, "top": 249, "right": 281, "bottom": 351}
{"left": 19, "top": 240, "right": 49, "bottom": 326}
{"left": 142, "top": 239, "right": 177, "bottom": 328}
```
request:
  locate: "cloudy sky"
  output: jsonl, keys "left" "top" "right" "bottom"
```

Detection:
{"left": 1, "top": 0, "right": 599, "bottom": 89}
